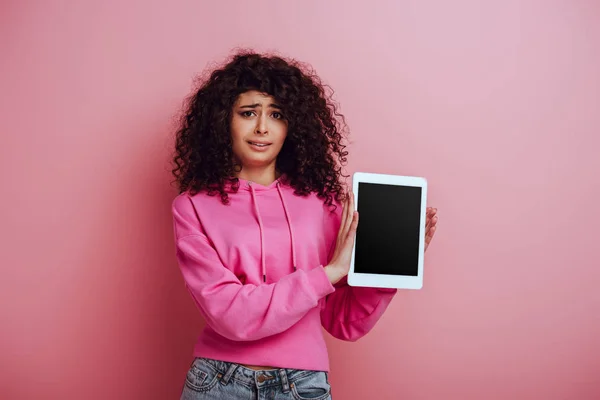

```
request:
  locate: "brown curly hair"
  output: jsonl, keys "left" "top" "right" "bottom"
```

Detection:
{"left": 171, "top": 50, "right": 349, "bottom": 207}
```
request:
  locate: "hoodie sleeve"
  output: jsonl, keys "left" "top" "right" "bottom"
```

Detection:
{"left": 172, "top": 194, "right": 335, "bottom": 342}
{"left": 320, "top": 200, "right": 397, "bottom": 342}
{"left": 320, "top": 276, "right": 397, "bottom": 341}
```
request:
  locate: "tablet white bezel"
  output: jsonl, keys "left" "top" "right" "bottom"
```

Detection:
{"left": 347, "top": 172, "right": 427, "bottom": 290}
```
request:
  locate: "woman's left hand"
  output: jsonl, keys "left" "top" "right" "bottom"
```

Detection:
{"left": 425, "top": 207, "right": 438, "bottom": 252}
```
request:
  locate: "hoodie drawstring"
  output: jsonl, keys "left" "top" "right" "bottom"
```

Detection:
{"left": 249, "top": 184, "right": 267, "bottom": 283}
{"left": 248, "top": 180, "right": 298, "bottom": 283}
{"left": 277, "top": 182, "right": 298, "bottom": 273}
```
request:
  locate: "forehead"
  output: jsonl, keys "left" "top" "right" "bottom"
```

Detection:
{"left": 235, "top": 90, "right": 277, "bottom": 105}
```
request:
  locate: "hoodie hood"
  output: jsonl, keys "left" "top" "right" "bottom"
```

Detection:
{"left": 222, "top": 174, "right": 289, "bottom": 192}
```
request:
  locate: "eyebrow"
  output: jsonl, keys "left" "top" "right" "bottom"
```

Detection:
{"left": 239, "top": 103, "right": 282, "bottom": 110}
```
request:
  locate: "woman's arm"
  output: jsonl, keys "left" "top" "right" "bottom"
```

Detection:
{"left": 320, "top": 264, "right": 397, "bottom": 341}
{"left": 173, "top": 194, "right": 335, "bottom": 342}
{"left": 319, "top": 197, "right": 397, "bottom": 341}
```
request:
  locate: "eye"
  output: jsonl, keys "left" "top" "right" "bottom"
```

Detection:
{"left": 241, "top": 111, "right": 255, "bottom": 117}
{"left": 272, "top": 112, "right": 284, "bottom": 120}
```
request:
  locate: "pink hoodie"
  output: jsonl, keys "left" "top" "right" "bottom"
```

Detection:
{"left": 171, "top": 174, "right": 397, "bottom": 371}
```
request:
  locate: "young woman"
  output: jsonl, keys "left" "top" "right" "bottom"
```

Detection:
{"left": 171, "top": 51, "right": 438, "bottom": 400}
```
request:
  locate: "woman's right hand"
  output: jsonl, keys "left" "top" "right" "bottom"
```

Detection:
{"left": 324, "top": 191, "right": 359, "bottom": 285}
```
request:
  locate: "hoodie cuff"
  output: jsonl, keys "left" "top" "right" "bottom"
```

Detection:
{"left": 377, "top": 288, "right": 398, "bottom": 293}
{"left": 306, "top": 266, "right": 336, "bottom": 299}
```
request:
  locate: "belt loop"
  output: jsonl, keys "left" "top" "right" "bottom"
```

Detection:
{"left": 278, "top": 369, "right": 290, "bottom": 393}
{"left": 220, "top": 363, "right": 238, "bottom": 386}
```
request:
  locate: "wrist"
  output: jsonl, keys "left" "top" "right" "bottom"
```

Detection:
{"left": 324, "top": 264, "right": 343, "bottom": 285}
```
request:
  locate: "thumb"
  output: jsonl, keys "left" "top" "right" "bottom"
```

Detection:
{"left": 345, "top": 212, "right": 359, "bottom": 243}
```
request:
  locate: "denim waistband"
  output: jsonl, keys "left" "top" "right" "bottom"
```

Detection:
{"left": 198, "top": 357, "right": 321, "bottom": 390}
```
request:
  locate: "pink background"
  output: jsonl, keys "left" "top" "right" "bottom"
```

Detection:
{"left": 2, "top": 0, "right": 599, "bottom": 399}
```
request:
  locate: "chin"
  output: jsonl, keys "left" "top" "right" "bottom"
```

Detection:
{"left": 241, "top": 155, "right": 276, "bottom": 167}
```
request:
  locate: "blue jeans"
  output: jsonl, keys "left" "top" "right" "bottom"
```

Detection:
{"left": 180, "top": 357, "right": 332, "bottom": 400}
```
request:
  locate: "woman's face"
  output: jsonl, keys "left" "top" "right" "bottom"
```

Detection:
{"left": 230, "top": 90, "right": 288, "bottom": 171}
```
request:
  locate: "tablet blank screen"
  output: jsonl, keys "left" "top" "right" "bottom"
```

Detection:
{"left": 355, "top": 182, "right": 422, "bottom": 276}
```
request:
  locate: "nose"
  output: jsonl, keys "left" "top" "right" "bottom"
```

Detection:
{"left": 255, "top": 114, "right": 268, "bottom": 135}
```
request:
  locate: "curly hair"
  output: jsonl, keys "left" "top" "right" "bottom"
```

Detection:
{"left": 171, "top": 50, "right": 349, "bottom": 207}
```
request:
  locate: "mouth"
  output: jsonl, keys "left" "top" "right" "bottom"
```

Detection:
{"left": 247, "top": 140, "right": 272, "bottom": 148}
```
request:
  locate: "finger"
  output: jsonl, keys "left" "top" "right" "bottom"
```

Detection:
{"left": 426, "top": 223, "right": 435, "bottom": 238}
{"left": 338, "top": 193, "right": 349, "bottom": 237}
{"left": 427, "top": 212, "right": 435, "bottom": 230}
{"left": 343, "top": 192, "right": 355, "bottom": 236}
{"left": 431, "top": 216, "right": 438, "bottom": 227}
{"left": 345, "top": 211, "right": 359, "bottom": 243}
{"left": 426, "top": 226, "right": 436, "bottom": 242}
{"left": 426, "top": 208, "right": 435, "bottom": 224}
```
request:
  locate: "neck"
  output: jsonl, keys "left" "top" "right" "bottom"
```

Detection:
{"left": 237, "top": 165, "right": 281, "bottom": 187}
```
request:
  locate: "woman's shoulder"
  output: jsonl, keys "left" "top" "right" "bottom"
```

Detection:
{"left": 287, "top": 187, "right": 342, "bottom": 211}
{"left": 171, "top": 189, "right": 215, "bottom": 214}
{"left": 171, "top": 191, "right": 197, "bottom": 220}
{"left": 309, "top": 193, "right": 342, "bottom": 224}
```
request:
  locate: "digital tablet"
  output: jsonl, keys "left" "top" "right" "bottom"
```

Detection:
{"left": 348, "top": 172, "right": 428, "bottom": 290}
